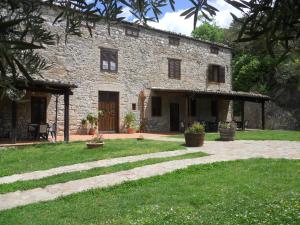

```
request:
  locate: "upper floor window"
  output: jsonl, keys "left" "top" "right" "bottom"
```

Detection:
{"left": 100, "top": 48, "right": 118, "bottom": 72}
{"left": 125, "top": 26, "right": 139, "bottom": 37}
{"left": 210, "top": 45, "right": 219, "bottom": 54}
{"left": 169, "top": 36, "right": 180, "bottom": 46}
{"left": 152, "top": 96, "right": 162, "bottom": 117}
{"left": 168, "top": 58, "right": 181, "bottom": 79}
{"left": 208, "top": 64, "right": 225, "bottom": 83}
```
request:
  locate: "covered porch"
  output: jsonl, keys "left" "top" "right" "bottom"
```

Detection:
{"left": 0, "top": 78, "right": 77, "bottom": 144}
{"left": 149, "top": 87, "right": 270, "bottom": 132}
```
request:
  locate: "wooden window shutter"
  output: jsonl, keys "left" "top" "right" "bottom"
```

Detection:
{"left": 168, "top": 59, "right": 181, "bottom": 79}
{"left": 219, "top": 66, "right": 225, "bottom": 83}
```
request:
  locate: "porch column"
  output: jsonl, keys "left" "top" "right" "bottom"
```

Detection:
{"left": 11, "top": 101, "right": 17, "bottom": 144}
{"left": 55, "top": 95, "right": 59, "bottom": 142}
{"left": 185, "top": 95, "right": 189, "bottom": 129}
{"left": 241, "top": 101, "right": 245, "bottom": 131}
{"left": 261, "top": 100, "right": 265, "bottom": 130}
{"left": 64, "top": 92, "right": 70, "bottom": 142}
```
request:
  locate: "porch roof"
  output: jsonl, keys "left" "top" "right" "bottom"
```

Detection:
{"left": 151, "top": 87, "right": 270, "bottom": 102}
{"left": 15, "top": 77, "right": 77, "bottom": 95}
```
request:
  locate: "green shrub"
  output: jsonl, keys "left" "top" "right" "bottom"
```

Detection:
{"left": 219, "top": 121, "right": 236, "bottom": 130}
{"left": 185, "top": 122, "right": 205, "bottom": 134}
{"left": 124, "top": 112, "right": 136, "bottom": 129}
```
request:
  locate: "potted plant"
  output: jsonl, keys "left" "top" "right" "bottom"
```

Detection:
{"left": 124, "top": 112, "right": 137, "bottom": 134}
{"left": 184, "top": 122, "right": 205, "bottom": 147}
{"left": 80, "top": 118, "right": 88, "bottom": 135}
{"left": 86, "top": 134, "right": 105, "bottom": 149}
{"left": 86, "top": 113, "right": 98, "bottom": 135}
{"left": 219, "top": 121, "right": 236, "bottom": 141}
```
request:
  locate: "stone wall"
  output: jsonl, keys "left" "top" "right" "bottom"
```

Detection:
{"left": 1, "top": 6, "right": 233, "bottom": 135}
{"left": 244, "top": 101, "right": 300, "bottom": 130}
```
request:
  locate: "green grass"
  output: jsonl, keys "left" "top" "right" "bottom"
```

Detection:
{"left": 169, "top": 130, "right": 300, "bottom": 141}
{"left": 0, "top": 151, "right": 207, "bottom": 194}
{"left": 0, "top": 139, "right": 184, "bottom": 177}
{"left": 0, "top": 159, "right": 299, "bottom": 225}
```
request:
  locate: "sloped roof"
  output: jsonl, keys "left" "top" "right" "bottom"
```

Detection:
{"left": 151, "top": 87, "right": 270, "bottom": 101}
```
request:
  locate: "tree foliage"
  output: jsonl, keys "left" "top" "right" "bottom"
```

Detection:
{"left": 191, "top": 19, "right": 225, "bottom": 44}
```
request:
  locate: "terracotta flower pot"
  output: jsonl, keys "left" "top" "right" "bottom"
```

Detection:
{"left": 86, "top": 142, "right": 104, "bottom": 149}
{"left": 219, "top": 128, "right": 235, "bottom": 141}
{"left": 127, "top": 128, "right": 136, "bottom": 134}
{"left": 184, "top": 133, "right": 205, "bottom": 147}
{"left": 89, "top": 128, "right": 96, "bottom": 135}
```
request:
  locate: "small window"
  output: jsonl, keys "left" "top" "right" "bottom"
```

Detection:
{"left": 125, "top": 27, "right": 139, "bottom": 37}
{"left": 169, "top": 36, "right": 180, "bottom": 46}
{"left": 132, "top": 103, "right": 136, "bottom": 111}
{"left": 211, "top": 100, "right": 218, "bottom": 117}
{"left": 208, "top": 64, "right": 225, "bottom": 83}
{"left": 151, "top": 96, "right": 162, "bottom": 117}
{"left": 189, "top": 98, "right": 197, "bottom": 117}
{"left": 168, "top": 58, "right": 181, "bottom": 79}
{"left": 31, "top": 97, "right": 47, "bottom": 124}
{"left": 210, "top": 45, "right": 219, "bottom": 54}
{"left": 100, "top": 48, "right": 118, "bottom": 72}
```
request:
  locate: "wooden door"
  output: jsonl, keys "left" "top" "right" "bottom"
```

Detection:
{"left": 170, "top": 103, "right": 180, "bottom": 132}
{"left": 98, "top": 91, "right": 119, "bottom": 132}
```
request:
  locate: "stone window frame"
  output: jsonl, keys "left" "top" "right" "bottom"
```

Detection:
{"left": 168, "top": 58, "right": 181, "bottom": 80}
{"left": 100, "top": 48, "right": 118, "bottom": 73}
{"left": 210, "top": 45, "right": 219, "bottom": 54}
{"left": 169, "top": 36, "right": 180, "bottom": 46}
{"left": 207, "top": 64, "right": 225, "bottom": 83}
{"left": 151, "top": 96, "right": 162, "bottom": 117}
{"left": 125, "top": 26, "right": 139, "bottom": 37}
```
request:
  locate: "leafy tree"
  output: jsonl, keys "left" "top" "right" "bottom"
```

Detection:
{"left": 191, "top": 19, "right": 225, "bottom": 44}
{"left": 232, "top": 54, "right": 275, "bottom": 94}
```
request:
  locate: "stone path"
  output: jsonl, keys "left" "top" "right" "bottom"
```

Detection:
{"left": 0, "top": 148, "right": 199, "bottom": 184}
{"left": 0, "top": 140, "right": 299, "bottom": 211}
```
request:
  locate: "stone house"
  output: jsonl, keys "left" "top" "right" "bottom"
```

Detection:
{"left": 0, "top": 6, "right": 270, "bottom": 142}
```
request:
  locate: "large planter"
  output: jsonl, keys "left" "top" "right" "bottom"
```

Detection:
{"left": 86, "top": 142, "right": 104, "bottom": 149}
{"left": 127, "top": 128, "right": 136, "bottom": 134}
{"left": 184, "top": 133, "right": 205, "bottom": 147}
{"left": 219, "top": 128, "right": 235, "bottom": 141}
{"left": 89, "top": 128, "right": 96, "bottom": 135}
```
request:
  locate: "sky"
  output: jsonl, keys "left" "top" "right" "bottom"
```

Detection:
{"left": 120, "top": 0, "right": 243, "bottom": 36}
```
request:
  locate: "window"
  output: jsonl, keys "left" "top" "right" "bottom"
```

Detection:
{"left": 169, "top": 36, "right": 180, "bottom": 46}
{"left": 151, "top": 96, "right": 162, "bottom": 116}
{"left": 208, "top": 64, "right": 225, "bottom": 83}
{"left": 31, "top": 97, "right": 47, "bottom": 124}
{"left": 100, "top": 48, "right": 118, "bottom": 72}
{"left": 189, "top": 98, "right": 197, "bottom": 117}
{"left": 125, "top": 27, "right": 139, "bottom": 37}
{"left": 211, "top": 100, "right": 218, "bottom": 117}
{"left": 210, "top": 45, "right": 219, "bottom": 54}
{"left": 168, "top": 58, "right": 181, "bottom": 79}
{"left": 132, "top": 103, "right": 137, "bottom": 111}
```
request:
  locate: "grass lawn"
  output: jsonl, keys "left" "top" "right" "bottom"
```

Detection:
{"left": 0, "top": 159, "right": 299, "bottom": 225}
{"left": 0, "top": 151, "right": 207, "bottom": 194}
{"left": 169, "top": 130, "right": 300, "bottom": 141}
{"left": 0, "top": 139, "right": 184, "bottom": 177}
